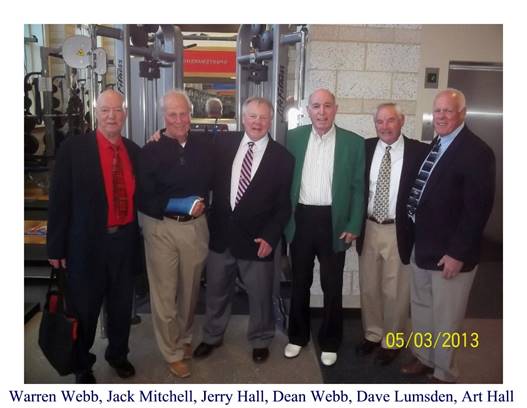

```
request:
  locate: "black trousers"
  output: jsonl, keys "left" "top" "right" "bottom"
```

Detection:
{"left": 66, "top": 223, "right": 136, "bottom": 372}
{"left": 288, "top": 204, "right": 345, "bottom": 352}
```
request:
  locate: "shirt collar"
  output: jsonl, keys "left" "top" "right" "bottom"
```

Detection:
{"left": 378, "top": 133, "right": 404, "bottom": 152}
{"left": 437, "top": 122, "right": 465, "bottom": 143}
{"left": 241, "top": 132, "right": 269, "bottom": 151}
{"left": 96, "top": 129, "right": 123, "bottom": 149}
{"left": 310, "top": 124, "right": 336, "bottom": 143}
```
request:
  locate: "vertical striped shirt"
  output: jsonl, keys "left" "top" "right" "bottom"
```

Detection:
{"left": 298, "top": 125, "right": 336, "bottom": 205}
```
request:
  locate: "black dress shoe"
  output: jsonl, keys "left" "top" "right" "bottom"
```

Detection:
{"left": 108, "top": 359, "right": 136, "bottom": 378}
{"left": 75, "top": 369, "right": 96, "bottom": 384}
{"left": 375, "top": 348, "right": 400, "bottom": 366}
{"left": 252, "top": 348, "right": 269, "bottom": 363}
{"left": 355, "top": 339, "right": 380, "bottom": 356}
{"left": 193, "top": 342, "right": 221, "bottom": 358}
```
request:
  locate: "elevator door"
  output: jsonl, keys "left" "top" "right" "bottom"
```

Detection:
{"left": 448, "top": 61, "right": 502, "bottom": 243}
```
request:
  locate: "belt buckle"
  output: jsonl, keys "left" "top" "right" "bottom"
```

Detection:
{"left": 107, "top": 226, "right": 119, "bottom": 234}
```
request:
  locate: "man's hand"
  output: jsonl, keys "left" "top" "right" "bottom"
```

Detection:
{"left": 48, "top": 258, "right": 67, "bottom": 269}
{"left": 254, "top": 238, "right": 272, "bottom": 258}
{"left": 148, "top": 130, "right": 161, "bottom": 143}
{"left": 339, "top": 231, "right": 358, "bottom": 244}
{"left": 437, "top": 255, "right": 464, "bottom": 279}
{"left": 190, "top": 199, "right": 206, "bottom": 217}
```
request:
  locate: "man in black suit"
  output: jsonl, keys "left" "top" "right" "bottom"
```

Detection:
{"left": 193, "top": 97, "right": 294, "bottom": 363}
{"left": 47, "top": 90, "right": 140, "bottom": 383}
{"left": 401, "top": 89, "right": 495, "bottom": 383}
{"left": 356, "top": 103, "right": 427, "bottom": 366}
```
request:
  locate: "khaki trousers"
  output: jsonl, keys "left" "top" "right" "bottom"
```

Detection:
{"left": 358, "top": 219, "right": 410, "bottom": 348}
{"left": 142, "top": 214, "right": 209, "bottom": 362}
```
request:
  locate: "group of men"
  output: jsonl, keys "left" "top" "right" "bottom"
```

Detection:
{"left": 47, "top": 86, "right": 495, "bottom": 384}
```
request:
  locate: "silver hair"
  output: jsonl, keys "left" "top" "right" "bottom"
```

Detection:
{"left": 374, "top": 102, "right": 404, "bottom": 121}
{"left": 205, "top": 97, "right": 223, "bottom": 116}
{"left": 242, "top": 97, "right": 274, "bottom": 118}
{"left": 435, "top": 88, "right": 467, "bottom": 111}
{"left": 160, "top": 89, "right": 193, "bottom": 114}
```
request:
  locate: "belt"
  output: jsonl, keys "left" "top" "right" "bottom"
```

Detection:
{"left": 368, "top": 216, "right": 395, "bottom": 225}
{"left": 165, "top": 214, "right": 195, "bottom": 222}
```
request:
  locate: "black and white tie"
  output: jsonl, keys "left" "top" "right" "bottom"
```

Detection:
{"left": 407, "top": 138, "right": 442, "bottom": 217}
{"left": 372, "top": 145, "right": 391, "bottom": 223}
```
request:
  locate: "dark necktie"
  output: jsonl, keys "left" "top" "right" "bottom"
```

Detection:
{"left": 372, "top": 145, "right": 391, "bottom": 222}
{"left": 407, "top": 138, "right": 442, "bottom": 217}
{"left": 111, "top": 144, "right": 128, "bottom": 222}
{"left": 235, "top": 141, "right": 254, "bottom": 206}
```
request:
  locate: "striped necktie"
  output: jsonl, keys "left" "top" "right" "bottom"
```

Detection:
{"left": 407, "top": 138, "right": 441, "bottom": 217}
{"left": 372, "top": 145, "right": 392, "bottom": 222}
{"left": 235, "top": 141, "right": 255, "bottom": 206}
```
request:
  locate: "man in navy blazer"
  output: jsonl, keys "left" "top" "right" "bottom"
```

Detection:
{"left": 401, "top": 89, "right": 495, "bottom": 383}
{"left": 193, "top": 97, "right": 294, "bottom": 363}
{"left": 355, "top": 103, "right": 427, "bottom": 366}
{"left": 47, "top": 90, "right": 141, "bottom": 383}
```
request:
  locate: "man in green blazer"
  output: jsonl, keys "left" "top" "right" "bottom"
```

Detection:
{"left": 283, "top": 88, "right": 365, "bottom": 366}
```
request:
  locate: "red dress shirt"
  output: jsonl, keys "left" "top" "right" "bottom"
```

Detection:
{"left": 96, "top": 130, "right": 135, "bottom": 227}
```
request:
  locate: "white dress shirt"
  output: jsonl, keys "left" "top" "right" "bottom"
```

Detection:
{"left": 298, "top": 125, "right": 336, "bottom": 205}
{"left": 367, "top": 135, "right": 404, "bottom": 219}
{"left": 230, "top": 133, "right": 269, "bottom": 210}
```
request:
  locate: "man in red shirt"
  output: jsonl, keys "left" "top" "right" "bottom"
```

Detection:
{"left": 47, "top": 90, "right": 141, "bottom": 383}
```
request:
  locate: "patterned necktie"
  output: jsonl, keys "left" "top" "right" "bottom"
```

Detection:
{"left": 235, "top": 141, "right": 255, "bottom": 206}
{"left": 111, "top": 144, "right": 128, "bottom": 222}
{"left": 407, "top": 138, "right": 442, "bottom": 217}
{"left": 372, "top": 145, "right": 391, "bottom": 222}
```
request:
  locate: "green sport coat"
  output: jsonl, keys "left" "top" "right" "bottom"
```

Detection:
{"left": 284, "top": 124, "right": 365, "bottom": 252}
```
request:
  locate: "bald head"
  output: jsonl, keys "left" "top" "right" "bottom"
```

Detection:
{"left": 433, "top": 88, "right": 467, "bottom": 136}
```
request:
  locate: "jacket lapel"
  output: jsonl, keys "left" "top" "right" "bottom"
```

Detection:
{"left": 234, "top": 135, "right": 273, "bottom": 210}
{"left": 419, "top": 129, "right": 465, "bottom": 205}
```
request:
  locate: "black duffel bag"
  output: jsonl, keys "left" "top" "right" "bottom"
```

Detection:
{"left": 38, "top": 267, "right": 78, "bottom": 376}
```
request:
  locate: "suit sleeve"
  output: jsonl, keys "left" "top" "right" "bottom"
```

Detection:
{"left": 260, "top": 151, "right": 295, "bottom": 249}
{"left": 447, "top": 143, "right": 495, "bottom": 261}
{"left": 345, "top": 136, "right": 366, "bottom": 236}
{"left": 46, "top": 140, "right": 73, "bottom": 259}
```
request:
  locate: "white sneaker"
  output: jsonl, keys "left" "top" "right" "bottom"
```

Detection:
{"left": 321, "top": 352, "right": 337, "bottom": 366}
{"left": 284, "top": 343, "right": 303, "bottom": 358}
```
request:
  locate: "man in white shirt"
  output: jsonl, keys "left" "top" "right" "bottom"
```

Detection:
{"left": 283, "top": 89, "right": 365, "bottom": 366}
{"left": 355, "top": 103, "right": 427, "bottom": 366}
{"left": 193, "top": 97, "right": 294, "bottom": 364}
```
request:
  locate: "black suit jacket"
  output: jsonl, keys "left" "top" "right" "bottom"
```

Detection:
{"left": 356, "top": 135, "right": 428, "bottom": 264}
{"left": 413, "top": 125, "right": 495, "bottom": 271}
{"left": 208, "top": 132, "right": 294, "bottom": 261}
{"left": 47, "top": 131, "right": 141, "bottom": 275}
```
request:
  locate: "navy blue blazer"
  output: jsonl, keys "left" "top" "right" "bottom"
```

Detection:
{"left": 412, "top": 125, "right": 495, "bottom": 271}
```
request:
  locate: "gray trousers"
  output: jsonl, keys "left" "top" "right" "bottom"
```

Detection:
{"left": 410, "top": 249, "right": 476, "bottom": 382}
{"left": 202, "top": 249, "right": 275, "bottom": 348}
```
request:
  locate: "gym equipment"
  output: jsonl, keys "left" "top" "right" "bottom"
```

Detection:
{"left": 235, "top": 25, "right": 307, "bottom": 144}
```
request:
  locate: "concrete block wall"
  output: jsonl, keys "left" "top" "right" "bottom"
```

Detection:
{"left": 301, "top": 24, "right": 423, "bottom": 308}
